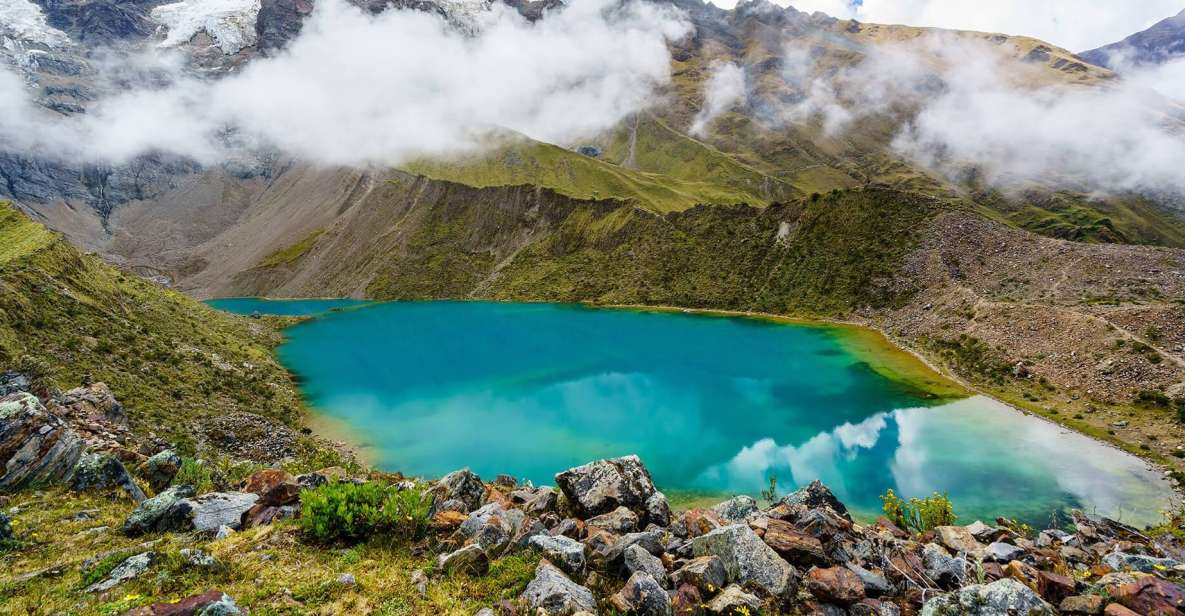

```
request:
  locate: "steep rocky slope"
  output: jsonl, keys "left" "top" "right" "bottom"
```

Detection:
{"left": 1081, "top": 8, "right": 1185, "bottom": 68}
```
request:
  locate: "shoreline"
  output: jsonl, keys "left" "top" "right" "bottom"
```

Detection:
{"left": 236, "top": 296, "right": 1181, "bottom": 513}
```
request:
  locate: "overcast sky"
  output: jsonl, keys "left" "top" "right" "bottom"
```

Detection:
{"left": 710, "top": 0, "right": 1184, "bottom": 52}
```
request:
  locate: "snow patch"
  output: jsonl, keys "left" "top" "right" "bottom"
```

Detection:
{"left": 0, "top": 0, "right": 70, "bottom": 47}
{"left": 151, "top": 0, "right": 261, "bottom": 55}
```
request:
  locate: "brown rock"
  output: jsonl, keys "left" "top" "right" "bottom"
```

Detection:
{"left": 431, "top": 510, "right": 468, "bottom": 532}
{"left": 242, "top": 469, "right": 301, "bottom": 506}
{"left": 671, "top": 583, "right": 704, "bottom": 616}
{"left": 682, "top": 509, "right": 726, "bottom": 539}
{"left": 1104, "top": 604, "right": 1141, "bottom": 616}
{"left": 1060, "top": 594, "right": 1106, "bottom": 614}
{"left": 806, "top": 566, "right": 866, "bottom": 605}
{"left": 671, "top": 555, "right": 727, "bottom": 595}
{"left": 935, "top": 525, "right": 985, "bottom": 558}
{"left": 1112, "top": 576, "right": 1185, "bottom": 616}
{"left": 875, "top": 516, "right": 908, "bottom": 538}
{"left": 120, "top": 590, "right": 232, "bottom": 615}
{"left": 1004, "top": 560, "right": 1041, "bottom": 592}
{"left": 1038, "top": 570, "right": 1075, "bottom": 604}
{"left": 763, "top": 518, "right": 827, "bottom": 566}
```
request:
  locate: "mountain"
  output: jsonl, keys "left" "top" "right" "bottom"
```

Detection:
{"left": 1081, "top": 8, "right": 1185, "bottom": 68}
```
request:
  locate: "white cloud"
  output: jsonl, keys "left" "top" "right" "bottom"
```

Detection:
{"left": 714, "top": 0, "right": 1182, "bottom": 52}
{"left": 689, "top": 62, "right": 746, "bottom": 137}
{"left": 780, "top": 32, "right": 1185, "bottom": 198}
{"left": 0, "top": 0, "right": 690, "bottom": 167}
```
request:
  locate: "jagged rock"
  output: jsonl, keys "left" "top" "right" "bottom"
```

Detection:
{"left": 965, "top": 520, "right": 1001, "bottom": 542}
{"left": 180, "top": 548, "right": 221, "bottom": 570}
{"left": 920, "top": 578, "right": 1056, "bottom": 616}
{"left": 1037, "top": 570, "right": 1074, "bottom": 604}
{"left": 432, "top": 468, "right": 485, "bottom": 513}
{"left": 1004, "top": 559, "right": 1040, "bottom": 593}
{"left": 763, "top": 518, "right": 827, "bottom": 565}
{"left": 1104, "top": 604, "right": 1141, "bottom": 616}
{"left": 528, "top": 534, "right": 586, "bottom": 577}
{"left": 190, "top": 492, "right": 259, "bottom": 532}
{"left": 706, "top": 584, "right": 762, "bottom": 614}
{"left": 431, "top": 510, "right": 468, "bottom": 532}
{"left": 796, "top": 508, "right": 851, "bottom": 541}
{"left": 295, "top": 471, "right": 329, "bottom": 489}
{"left": 679, "top": 508, "right": 727, "bottom": 539}
{"left": 554, "top": 455, "right": 659, "bottom": 521}
{"left": 242, "top": 469, "right": 301, "bottom": 506}
{"left": 69, "top": 453, "right": 146, "bottom": 502}
{"left": 1102, "top": 551, "right": 1181, "bottom": 573}
{"left": 524, "top": 487, "right": 558, "bottom": 515}
{"left": 601, "top": 530, "right": 665, "bottom": 569}
{"left": 645, "top": 491, "right": 671, "bottom": 527}
{"left": 1060, "top": 594, "right": 1106, "bottom": 614}
{"left": 438, "top": 544, "right": 489, "bottom": 576}
{"left": 983, "top": 541, "right": 1025, "bottom": 562}
{"left": 86, "top": 551, "right": 156, "bottom": 593}
{"left": 691, "top": 524, "right": 796, "bottom": 597}
{"left": 711, "top": 495, "right": 758, "bottom": 522}
{"left": 122, "top": 485, "right": 197, "bottom": 536}
{"left": 624, "top": 543, "right": 669, "bottom": 587}
{"left": 921, "top": 543, "right": 967, "bottom": 588}
{"left": 0, "top": 372, "right": 30, "bottom": 397}
{"left": 672, "top": 555, "right": 727, "bottom": 594}
{"left": 122, "top": 590, "right": 242, "bottom": 615}
{"left": 521, "top": 561, "right": 597, "bottom": 615}
{"left": 587, "top": 506, "right": 638, "bottom": 534}
{"left": 0, "top": 392, "right": 84, "bottom": 491}
{"left": 846, "top": 563, "right": 891, "bottom": 597}
{"left": 671, "top": 583, "right": 704, "bottom": 616}
{"left": 806, "top": 566, "right": 865, "bottom": 605}
{"left": 57, "top": 383, "right": 128, "bottom": 427}
{"left": 779, "top": 480, "right": 852, "bottom": 521}
{"left": 610, "top": 571, "right": 671, "bottom": 616}
{"left": 140, "top": 449, "right": 182, "bottom": 492}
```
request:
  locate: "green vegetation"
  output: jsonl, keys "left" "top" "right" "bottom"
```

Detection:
{"left": 0, "top": 203, "right": 334, "bottom": 461}
{"left": 881, "top": 488, "right": 957, "bottom": 533}
{"left": 301, "top": 481, "right": 432, "bottom": 544}
{"left": 402, "top": 132, "right": 778, "bottom": 213}
{"left": 975, "top": 191, "right": 1185, "bottom": 248}
{"left": 927, "top": 335, "right": 1014, "bottom": 385}
{"left": 256, "top": 230, "right": 324, "bottom": 269}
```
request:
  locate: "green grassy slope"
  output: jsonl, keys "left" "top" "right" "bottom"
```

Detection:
{"left": 400, "top": 132, "right": 786, "bottom": 213}
{"left": 0, "top": 203, "right": 310, "bottom": 454}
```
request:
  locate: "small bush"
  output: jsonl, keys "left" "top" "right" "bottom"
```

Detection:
{"left": 881, "top": 488, "right": 956, "bottom": 533}
{"left": 173, "top": 458, "right": 215, "bottom": 494}
{"left": 301, "top": 481, "right": 432, "bottom": 544}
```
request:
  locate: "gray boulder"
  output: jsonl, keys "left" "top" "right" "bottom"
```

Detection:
{"left": 141, "top": 449, "right": 182, "bottom": 492}
{"left": 920, "top": 578, "right": 1055, "bottom": 616}
{"left": 528, "top": 534, "right": 586, "bottom": 577}
{"left": 779, "top": 479, "right": 852, "bottom": 521}
{"left": 921, "top": 543, "right": 967, "bottom": 588}
{"left": 624, "top": 543, "right": 669, "bottom": 587}
{"left": 983, "top": 542, "right": 1026, "bottom": 563}
{"left": 0, "top": 392, "right": 84, "bottom": 491}
{"left": 190, "top": 492, "right": 259, "bottom": 532}
{"left": 706, "top": 584, "right": 762, "bottom": 614}
{"left": 672, "top": 555, "right": 727, "bottom": 594}
{"left": 587, "top": 506, "right": 639, "bottom": 534}
{"left": 711, "top": 495, "right": 758, "bottom": 522}
{"left": 611, "top": 571, "right": 671, "bottom": 616}
{"left": 85, "top": 551, "right": 156, "bottom": 593}
{"left": 691, "top": 524, "right": 796, "bottom": 597}
{"left": 69, "top": 453, "right": 146, "bottom": 502}
{"left": 521, "top": 561, "right": 598, "bottom": 615}
{"left": 1102, "top": 551, "right": 1181, "bottom": 573}
{"left": 644, "top": 491, "right": 671, "bottom": 527}
{"left": 555, "top": 455, "right": 659, "bottom": 521}
{"left": 438, "top": 544, "right": 489, "bottom": 576}
{"left": 846, "top": 563, "right": 892, "bottom": 597}
{"left": 0, "top": 372, "right": 30, "bottom": 397}
{"left": 122, "top": 485, "right": 197, "bottom": 536}
{"left": 432, "top": 468, "right": 485, "bottom": 513}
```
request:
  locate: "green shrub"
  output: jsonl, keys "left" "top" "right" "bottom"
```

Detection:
{"left": 173, "top": 458, "right": 215, "bottom": 494}
{"left": 300, "top": 481, "right": 432, "bottom": 544}
{"left": 881, "top": 488, "right": 957, "bottom": 533}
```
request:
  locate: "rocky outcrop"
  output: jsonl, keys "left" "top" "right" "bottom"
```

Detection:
{"left": 122, "top": 485, "right": 198, "bottom": 535}
{"left": 920, "top": 578, "right": 1056, "bottom": 616}
{"left": 140, "top": 449, "right": 182, "bottom": 493}
{"left": 554, "top": 455, "right": 663, "bottom": 524}
{"left": 691, "top": 524, "right": 797, "bottom": 598}
{"left": 0, "top": 392, "right": 84, "bottom": 491}
{"left": 56, "top": 383, "right": 128, "bottom": 428}
{"left": 521, "top": 561, "right": 597, "bottom": 615}
{"left": 430, "top": 468, "right": 484, "bottom": 514}
{"left": 69, "top": 453, "right": 147, "bottom": 502}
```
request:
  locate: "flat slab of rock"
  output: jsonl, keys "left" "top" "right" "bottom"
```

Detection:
{"left": 691, "top": 523, "right": 796, "bottom": 598}
{"left": 528, "top": 534, "right": 586, "bottom": 577}
{"left": 85, "top": 551, "right": 155, "bottom": 593}
{"left": 438, "top": 544, "right": 489, "bottom": 576}
{"left": 190, "top": 492, "right": 259, "bottom": 532}
{"left": 521, "top": 561, "right": 597, "bottom": 615}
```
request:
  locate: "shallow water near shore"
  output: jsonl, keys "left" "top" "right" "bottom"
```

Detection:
{"left": 211, "top": 298, "right": 1174, "bottom": 527}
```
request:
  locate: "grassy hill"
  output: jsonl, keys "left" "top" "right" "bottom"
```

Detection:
{"left": 0, "top": 203, "right": 325, "bottom": 459}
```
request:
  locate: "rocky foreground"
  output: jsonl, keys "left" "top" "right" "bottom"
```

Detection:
{"left": 4, "top": 380, "right": 1185, "bottom": 615}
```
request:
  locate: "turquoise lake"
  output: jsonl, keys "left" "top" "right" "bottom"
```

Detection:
{"left": 210, "top": 299, "right": 1174, "bottom": 526}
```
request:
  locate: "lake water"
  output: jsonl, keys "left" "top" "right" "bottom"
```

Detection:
{"left": 210, "top": 299, "right": 1174, "bottom": 527}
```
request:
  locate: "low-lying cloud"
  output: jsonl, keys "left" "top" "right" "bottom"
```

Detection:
{"left": 690, "top": 62, "right": 745, "bottom": 137}
{"left": 0, "top": 0, "right": 690, "bottom": 167}
{"left": 775, "top": 33, "right": 1185, "bottom": 198}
